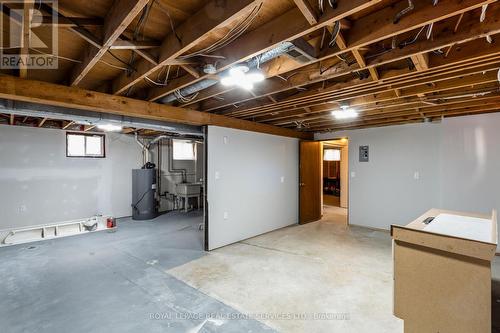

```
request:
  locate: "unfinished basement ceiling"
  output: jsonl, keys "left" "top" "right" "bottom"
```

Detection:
{"left": 1, "top": 0, "right": 499, "bottom": 133}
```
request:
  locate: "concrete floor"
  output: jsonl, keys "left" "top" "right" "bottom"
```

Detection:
{"left": 169, "top": 206, "right": 402, "bottom": 333}
{"left": 169, "top": 206, "right": 500, "bottom": 333}
{"left": 0, "top": 212, "right": 275, "bottom": 333}
{"left": 1, "top": 208, "right": 499, "bottom": 333}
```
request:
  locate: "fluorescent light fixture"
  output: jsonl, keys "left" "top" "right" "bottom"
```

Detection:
{"left": 220, "top": 65, "right": 265, "bottom": 90}
{"left": 324, "top": 149, "right": 341, "bottom": 161}
{"left": 331, "top": 106, "right": 358, "bottom": 119}
{"left": 97, "top": 123, "right": 123, "bottom": 132}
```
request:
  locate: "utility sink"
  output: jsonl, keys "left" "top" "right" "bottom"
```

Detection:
{"left": 176, "top": 183, "right": 201, "bottom": 196}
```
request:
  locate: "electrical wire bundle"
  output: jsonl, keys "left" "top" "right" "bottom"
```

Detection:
{"left": 173, "top": 89, "right": 199, "bottom": 103}
{"left": 178, "top": 3, "right": 263, "bottom": 60}
{"left": 319, "top": 0, "right": 338, "bottom": 13}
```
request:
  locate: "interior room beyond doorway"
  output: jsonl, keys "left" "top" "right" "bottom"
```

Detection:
{"left": 322, "top": 139, "right": 349, "bottom": 223}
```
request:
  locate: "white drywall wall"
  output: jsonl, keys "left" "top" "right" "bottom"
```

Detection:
{"left": 316, "top": 113, "right": 500, "bottom": 250}
{"left": 0, "top": 125, "right": 142, "bottom": 231}
{"left": 207, "top": 126, "right": 299, "bottom": 250}
{"left": 318, "top": 123, "right": 442, "bottom": 230}
{"left": 439, "top": 113, "right": 500, "bottom": 246}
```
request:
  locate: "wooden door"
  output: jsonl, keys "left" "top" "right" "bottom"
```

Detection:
{"left": 299, "top": 141, "right": 322, "bottom": 224}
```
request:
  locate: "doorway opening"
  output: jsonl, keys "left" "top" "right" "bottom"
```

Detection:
{"left": 321, "top": 139, "right": 349, "bottom": 225}
{"left": 298, "top": 139, "right": 349, "bottom": 226}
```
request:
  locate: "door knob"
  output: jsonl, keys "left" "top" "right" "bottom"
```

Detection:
{"left": 300, "top": 182, "right": 306, "bottom": 187}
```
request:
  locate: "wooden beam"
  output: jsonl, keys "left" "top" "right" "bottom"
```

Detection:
{"left": 38, "top": 3, "right": 102, "bottom": 48}
{"left": 19, "top": 1, "right": 33, "bottom": 79}
{"left": 0, "top": 76, "right": 311, "bottom": 139}
{"left": 291, "top": 95, "right": 500, "bottom": 128}
{"left": 292, "top": 0, "right": 318, "bottom": 25}
{"left": 145, "top": 0, "right": 381, "bottom": 101}
{"left": 70, "top": 0, "right": 150, "bottom": 86}
{"left": 197, "top": 0, "right": 497, "bottom": 112}
{"left": 132, "top": 49, "right": 158, "bottom": 65}
{"left": 180, "top": 65, "right": 201, "bottom": 79}
{"left": 346, "top": 0, "right": 496, "bottom": 49}
{"left": 62, "top": 121, "right": 74, "bottom": 130}
{"left": 84, "top": 125, "right": 96, "bottom": 132}
{"left": 228, "top": 55, "right": 500, "bottom": 119}
{"left": 311, "top": 105, "right": 500, "bottom": 131}
{"left": 206, "top": 29, "right": 500, "bottom": 114}
{"left": 109, "top": 40, "right": 160, "bottom": 50}
{"left": 351, "top": 49, "right": 379, "bottom": 81}
{"left": 41, "top": 16, "right": 103, "bottom": 27}
{"left": 411, "top": 53, "right": 430, "bottom": 71}
{"left": 38, "top": 118, "right": 48, "bottom": 127}
{"left": 122, "top": 128, "right": 137, "bottom": 134}
{"left": 112, "top": 0, "right": 262, "bottom": 95}
{"left": 9, "top": 114, "right": 14, "bottom": 125}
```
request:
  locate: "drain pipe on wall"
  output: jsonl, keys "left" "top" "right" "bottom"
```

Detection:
{"left": 134, "top": 132, "right": 149, "bottom": 165}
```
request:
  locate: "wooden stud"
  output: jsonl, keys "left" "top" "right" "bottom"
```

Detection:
{"left": 109, "top": 40, "right": 160, "bottom": 50}
{"left": 292, "top": 0, "right": 318, "bottom": 25}
{"left": 180, "top": 65, "right": 201, "bottom": 79}
{"left": 411, "top": 53, "right": 430, "bottom": 71}
{"left": 70, "top": 0, "right": 151, "bottom": 86}
{"left": 62, "top": 121, "right": 74, "bottom": 130}
{"left": 38, "top": 118, "right": 48, "bottom": 127}
{"left": 197, "top": 0, "right": 499, "bottom": 112}
{"left": 19, "top": 1, "right": 33, "bottom": 79}
{"left": 145, "top": 0, "right": 381, "bottom": 101}
{"left": 112, "top": 0, "right": 264, "bottom": 95}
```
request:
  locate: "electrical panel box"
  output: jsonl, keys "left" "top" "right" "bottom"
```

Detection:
{"left": 359, "top": 145, "right": 369, "bottom": 162}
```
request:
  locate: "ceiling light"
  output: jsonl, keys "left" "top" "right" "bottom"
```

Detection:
{"left": 324, "top": 149, "right": 341, "bottom": 161}
{"left": 220, "top": 65, "right": 265, "bottom": 90}
{"left": 229, "top": 65, "right": 249, "bottom": 76}
{"left": 331, "top": 106, "right": 358, "bottom": 119}
{"left": 97, "top": 123, "right": 123, "bottom": 132}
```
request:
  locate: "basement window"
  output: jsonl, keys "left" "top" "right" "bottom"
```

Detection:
{"left": 66, "top": 133, "right": 105, "bottom": 158}
{"left": 173, "top": 139, "right": 195, "bottom": 160}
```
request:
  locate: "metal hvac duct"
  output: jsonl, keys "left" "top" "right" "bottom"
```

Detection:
{"left": 159, "top": 41, "right": 313, "bottom": 104}
{"left": 0, "top": 99, "right": 203, "bottom": 137}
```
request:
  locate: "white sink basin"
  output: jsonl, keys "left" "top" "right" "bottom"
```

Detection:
{"left": 176, "top": 183, "right": 201, "bottom": 196}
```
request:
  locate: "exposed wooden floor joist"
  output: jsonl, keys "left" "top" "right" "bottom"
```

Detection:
{"left": 1, "top": 0, "right": 499, "bottom": 134}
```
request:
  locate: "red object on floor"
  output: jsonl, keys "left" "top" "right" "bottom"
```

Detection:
{"left": 106, "top": 217, "right": 116, "bottom": 229}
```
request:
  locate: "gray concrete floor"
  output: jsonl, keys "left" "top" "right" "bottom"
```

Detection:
{"left": 0, "top": 212, "right": 275, "bottom": 333}
{"left": 1, "top": 208, "right": 499, "bottom": 333}
{"left": 169, "top": 206, "right": 500, "bottom": 333}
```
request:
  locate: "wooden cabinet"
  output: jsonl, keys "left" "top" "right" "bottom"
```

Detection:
{"left": 392, "top": 209, "right": 497, "bottom": 333}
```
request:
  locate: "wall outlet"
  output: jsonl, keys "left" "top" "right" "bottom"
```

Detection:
{"left": 18, "top": 205, "right": 27, "bottom": 213}
{"left": 223, "top": 136, "right": 229, "bottom": 144}
{"left": 223, "top": 211, "right": 228, "bottom": 220}
{"left": 414, "top": 171, "right": 420, "bottom": 180}
{"left": 280, "top": 176, "right": 285, "bottom": 183}
{"left": 215, "top": 171, "right": 220, "bottom": 180}
{"left": 351, "top": 171, "right": 356, "bottom": 178}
